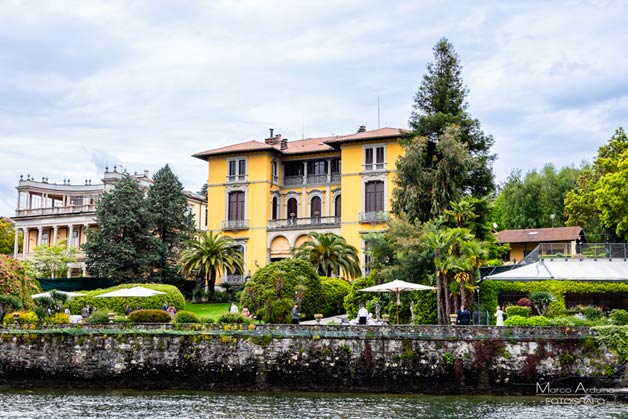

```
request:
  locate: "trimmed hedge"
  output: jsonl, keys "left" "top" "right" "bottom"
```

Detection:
{"left": 67, "top": 283, "right": 185, "bottom": 315}
{"left": 505, "top": 306, "right": 530, "bottom": 318}
{"left": 320, "top": 277, "right": 351, "bottom": 317}
{"left": 87, "top": 311, "right": 110, "bottom": 324}
{"left": 175, "top": 311, "right": 200, "bottom": 324}
{"left": 504, "top": 315, "right": 550, "bottom": 326}
{"left": 218, "top": 312, "right": 255, "bottom": 324}
{"left": 128, "top": 309, "right": 172, "bottom": 323}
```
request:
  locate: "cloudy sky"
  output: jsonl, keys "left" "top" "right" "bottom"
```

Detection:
{"left": 1, "top": 0, "right": 627, "bottom": 216}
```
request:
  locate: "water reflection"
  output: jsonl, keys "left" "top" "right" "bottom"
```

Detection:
{"left": 0, "top": 389, "right": 625, "bottom": 419}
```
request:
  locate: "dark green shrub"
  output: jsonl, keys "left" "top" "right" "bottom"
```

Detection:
{"left": 175, "top": 311, "right": 200, "bottom": 324}
{"left": 240, "top": 259, "right": 323, "bottom": 323}
{"left": 320, "top": 277, "right": 351, "bottom": 317}
{"left": 610, "top": 309, "right": 628, "bottom": 325}
{"left": 505, "top": 306, "right": 530, "bottom": 318}
{"left": 529, "top": 291, "right": 555, "bottom": 316}
{"left": 218, "top": 312, "right": 255, "bottom": 324}
{"left": 213, "top": 291, "right": 231, "bottom": 303}
{"left": 0, "top": 295, "right": 23, "bottom": 320}
{"left": 87, "top": 311, "right": 110, "bottom": 324}
{"left": 201, "top": 316, "right": 215, "bottom": 324}
{"left": 128, "top": 309, "right": 172, "bottom": 323}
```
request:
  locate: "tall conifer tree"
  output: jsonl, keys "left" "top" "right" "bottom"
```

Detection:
{"left": 84, "top": 175, "right": 159, "bottom": 282}
{"left": 147, "top": 164, "right": 195, "bottom": 283}
{"left": 393, "top": 38, "right": 495, "bottom": 223}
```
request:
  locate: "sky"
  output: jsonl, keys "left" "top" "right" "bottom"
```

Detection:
{"left": 1, "top": 0, "right": 628, "bottom": 216}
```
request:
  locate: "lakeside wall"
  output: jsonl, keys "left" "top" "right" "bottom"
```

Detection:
{"left": 0, "top": 325, "right": 623, "bottom": 395}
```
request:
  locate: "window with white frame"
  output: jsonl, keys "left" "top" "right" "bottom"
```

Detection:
{"left": 227, "top": 158, "right": 247, "bottom": 182}
{"left": 228, "top": 191, "right": 245, "bottom": 221}
{"left": 364, "top": 145, "right": 385, "bottom": 171}
{"left": 365, "top": 181, "right": 384, "bottom": 212}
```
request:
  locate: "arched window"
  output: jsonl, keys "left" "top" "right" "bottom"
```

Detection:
{"left": 272, "top": 196, "right": 278, "bottom": 220}
{"left": 310, "top": 196, "right": 321, "bottom": 217}
{"left": 287, "top": 198, "right": 298, "bottom": 219}
{"left": 334, "top": 195, "right": 341, "bottom": 220}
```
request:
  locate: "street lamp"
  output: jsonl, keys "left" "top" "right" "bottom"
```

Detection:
{"left": 550, "top": 214, "right": 555, "bottom": 227}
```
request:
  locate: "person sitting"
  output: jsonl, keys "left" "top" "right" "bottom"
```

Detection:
{"left": 167, "top": 305, "right": 176, "bottom": 318}
{"left": 125, "top": 305, "right": 133, "bottom": 316}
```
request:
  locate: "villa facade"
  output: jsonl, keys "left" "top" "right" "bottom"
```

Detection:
{"left": 193, "top": 126, "right": 406, "bottom": 282}
{"left": 12, "top": 167, "right": 207, "bottom": 277}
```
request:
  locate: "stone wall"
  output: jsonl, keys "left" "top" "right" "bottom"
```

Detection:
{"left": 0, "top": 325, "right": 622, "bottom": 394}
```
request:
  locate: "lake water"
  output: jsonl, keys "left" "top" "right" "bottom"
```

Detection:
{"left": 0, "top": 389, "right": 626, "bottom": 419}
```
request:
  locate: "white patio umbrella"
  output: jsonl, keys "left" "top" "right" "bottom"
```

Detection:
{"left": 32, "top": 290, "right": 86, "bottom": 299}
{"left": 359, "top": 280, "right": 435, "bottom": 324}
{"left": 95, "top": 286, "right": 166, "bottom": 298}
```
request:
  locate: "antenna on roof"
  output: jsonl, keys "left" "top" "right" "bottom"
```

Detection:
{"left": 301, "top": 114, "right": 304, "bottom": 140}
{"left": 377, "top": 96, "right": 381, "bottom": 129}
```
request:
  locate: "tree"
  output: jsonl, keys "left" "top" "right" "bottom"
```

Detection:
{"left": 293, "top": 232, "right": 362, "bottom": 279}
{"left": 395, "top": 37, "right": 494, "bottom": 224}
{"left": 494, "top": 164, "right": 581, "bottom": 230}
{"left": 84, "top": 175, "right": 160, "bottom": 282}
{"left": 24, "top": 240, "right": 78, "bottom": 278}
{"left": 393, "top": 127, "right": 474, "bottom": 222}
{"left": 565, "top": 128, "right": 628, "bottom": 240}
{"left": 177, "top": 231, "right": 243, "bottom": 296}
{"left": 147, "top": 164, "right": 195, "bottom": 284}
{"left": 0, "top": 218, "right": 20, "bottom": 255}
{"left": 0, "top": 255, "right": 40, "bottom": 307}
{"left": 240, "top": 258, "right": 323, "bottom": 323}
{"left": 198, "top": 183, "right": 208, "bottom": 200}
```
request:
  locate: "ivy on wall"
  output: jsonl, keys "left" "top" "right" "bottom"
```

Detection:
{"left": 480, "top": 280, "right": 628, "bottom": 320}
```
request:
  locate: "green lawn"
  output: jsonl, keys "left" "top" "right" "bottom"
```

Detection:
{"left": 184, "top": 302, "right": 231, "bottom": 320}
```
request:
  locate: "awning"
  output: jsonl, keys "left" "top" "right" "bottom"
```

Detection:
{"left": 483, "top": 259, "right": 628, "bottom": 282}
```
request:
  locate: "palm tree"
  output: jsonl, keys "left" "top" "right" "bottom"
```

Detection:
{"left": 293, "top": 232, "right": 362, "bottom": 279}
{"left": 421, "top": 226, "right": 450, "bottom": 324}
{"left": 178, "top": 231, "right": 243, "bottom": 296}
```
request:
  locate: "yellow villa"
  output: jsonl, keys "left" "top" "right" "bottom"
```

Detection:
{"left": 193, "top": 126, "right": 406, "bottom": 283}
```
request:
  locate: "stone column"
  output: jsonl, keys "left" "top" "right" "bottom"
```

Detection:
{"left": 83, "top": 224, "right": 90, "bottom": 246}
{"left": 13, "top": 228, "right": 19, "bottom": 258}
{"left": 326, "top": 159, "right": 332, "bottom": 183}
{"left": 37, "top": 226, "right": 42, "bottom": 246}
{"left": 22, "top": 228, "right": 28, "bottom": 254}
{"left": 68, "top": 225, "right": 74, "bottom": 248}
{"left": 302, "top": 162, "right": 307, "bottom": 185}
{"left": 52, "top": 225, "right": 58, "bottom": 244}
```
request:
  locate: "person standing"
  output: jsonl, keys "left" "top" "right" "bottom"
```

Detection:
{"left": 457, "top": 306, "right": 471, "bottom": 325}
{"left": 495, "top": 305, "right": 505, "bottom": 326}
{"left": 291, "top": 304, "right": 300, "bottom": 324}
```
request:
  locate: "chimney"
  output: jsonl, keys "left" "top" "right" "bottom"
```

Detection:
{"left": 265, "top": 128, "right": 277, "bottom": 145}
{"left": 280, "top": 138, "right": 288, "bottom": 150}
{"left": 358, "top": 125, "right": 366, "bottom": 133}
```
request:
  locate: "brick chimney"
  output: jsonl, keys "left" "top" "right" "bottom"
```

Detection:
{"left": 280, "top": 138, "right": 288, "bottom": 150}
{"left": 357, "top": 125, "right": 366, "bottom": 133}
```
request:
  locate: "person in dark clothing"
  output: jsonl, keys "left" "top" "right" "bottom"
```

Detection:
{"left": 457, "top": 306, "right": 471, "bottom": 325}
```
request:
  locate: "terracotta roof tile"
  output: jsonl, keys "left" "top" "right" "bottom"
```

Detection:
{"left": 193, "top": 127, "right": 405, "bottom": 160}
{"left": 497, "top": 226, "right": 583, "bottom": 244}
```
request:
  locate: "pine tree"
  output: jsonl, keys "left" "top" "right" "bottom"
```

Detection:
{"left": 147, "top": 164, "right": 195, "bottom": 284}
{"left": 394, "top": 38, "right": 495, "bottom": 223}
{"left": 84, "top": 175, "right": 159, "bottom": 282}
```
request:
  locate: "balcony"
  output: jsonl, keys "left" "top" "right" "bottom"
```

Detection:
{"left": 268, "top": 215, "right": 340, "bottom": 230}
{"left": 226, "top": 174, "right": 247, "bottom": 183}
{"left": 222, "top": 219, "right": 249, "bottom": 231}
{"left": 282, "top": 173, "right": 341, "bottom": 187}
{"left": 362, "top": 162, "right": 386, "bottom": 172}
{"left": 222, "top": 274, "right": 247, "bottom": 285}
{"left": 358, "top": 211, "right": 390, "bottom": 224}
{"left": 15, "top": 204, "right": 97, "bottom": 217}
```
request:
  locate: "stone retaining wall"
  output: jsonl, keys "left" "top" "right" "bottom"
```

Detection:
{"left": 0, "top": 325, "right": 623, "bottom": 394}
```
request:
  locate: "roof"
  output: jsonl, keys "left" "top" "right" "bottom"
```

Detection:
{"left": 192, "top": 127, "right": 405, "bottom": 160}
{"left": 483, "top": 259, "right": 628, "bottom": 282}
{"left": 497, "top": 226, "right": 583, "bottom": 244}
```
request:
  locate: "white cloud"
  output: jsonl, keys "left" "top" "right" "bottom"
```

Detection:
{"left": 1, "top": 0, "right": 628, "bottom": 215}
